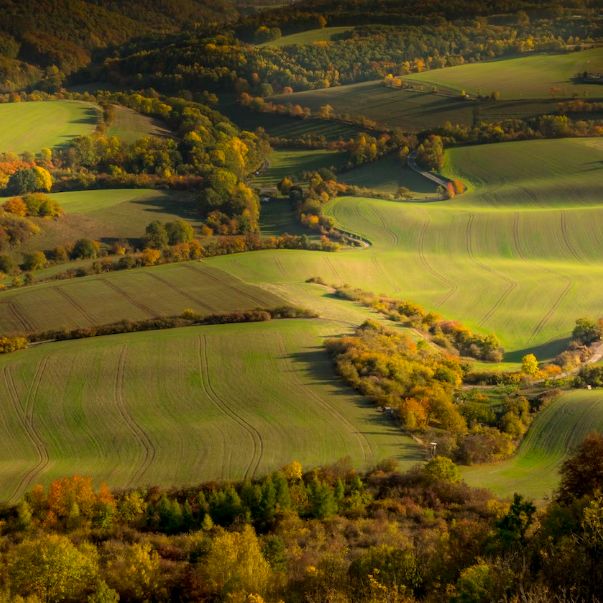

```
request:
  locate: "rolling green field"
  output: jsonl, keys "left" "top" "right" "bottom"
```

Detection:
{"left": 208, "top": 138, "right": 603, "bottom": 360}
{"left": 261, "top": 26, "right": 352, "bottom": 47}
{"left": 0, "top": 101, "right": 98, "bottom": 153}
{"left": 106, "top": 105, "right": 170, "bottom": 143}
{"left": 0, "top": 319, "right": 421, "bottom": 501}
{"left": 255, "top": 148, "right": 348, "bottom": 186}
{"left": 9, "top": 188, "right": 200, "bottom": 254}
{"left": 406, "top": 48, "right": 603, "bottom": 99}
{"left": 0, "top": 262, "right": 286, "bottom": 335}
{"left": 463, "top": 389, "right": 603, "bottom": 499}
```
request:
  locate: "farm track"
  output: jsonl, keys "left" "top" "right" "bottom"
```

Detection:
{"left": 54, "top": 286, "right": 96, "bottom": 325}
{"left": 465, "top": 214, "right": 518, "bottom": 326}
{"left": 113, "top": 346, "right": 156, "bottom": 487}
{"left": 512, "top": 212, "right": 527, "bottom": 260}
{"left": 370, "top": 205, "right": 399, "bottom": 246}
{"left": 99, "top": 278, "right": 157, "bottom": 318}
{"left": 181, "top": 263, "right": 269, "bottom": 307}
{"left": 417, "top": 218, "right": 458, "bottom": 306}
{"left": 528, "top": 279, "right": 573, "bottom": 343}
{"left": 5, "top": 360, "right": 50, "bottom": 502}
{"left": 560, "top": 211, "right": 582, "bottom": 262}
{"left": 275, "top": 335, "right": 373, "bottom": 463}
{"left": 199, "top": 335, "right": 264, "bottom": 480}
{"left": 146, "top": 273, "right": 215, "bottom": 313}
{"left": 195, "top": 337, "right": 229, "bottom": 479}
{"left": 2, "top": 301, "right": 35, "bottom": 332}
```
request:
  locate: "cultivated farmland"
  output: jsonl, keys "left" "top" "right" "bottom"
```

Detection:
{"left": 260, "top": 26, "right": 353, "bottom": 47}
{"left": 0, "top": 319, "right": 421, "bottom": 501}
{"left": 405, "top": 47, "right": 603, "bottom": 99}
{"left": 209, "top": 138, "right": 603, "bottom": 360}
{"left": 0, "top": 262, "right": 286, "bottom": 335}
{"left": 462, "top": 389, "right": 603, "bottom": 500}
{"left": 106, "top": 105, "right": 171, "bottom": 142}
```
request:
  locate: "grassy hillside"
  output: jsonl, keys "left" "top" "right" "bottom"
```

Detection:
{"left": 0, "top": 262, "right": 285, "bottom": 335}
{"left": 10, "top": 189, "right": 200, "bottom": 253}
{"left": 0, "top": 319, "right": 421, "bottom": 501}
{"left": 207, "top": 138, "right": 603, "bottom": 359}
{"left": 261, "top": 26, "right": 353, "bottom": 47}
{"left": 255, "top": 148, "right": 347, "bottom": 186}
{"left": 106, "top": 105, "right": 171, "bottom": 143}
{"left": 339, "top": 154, "right": 438, "bottom": 196}
{"left": 405, "top": 48, "right": 603, "bottom": 99}
{"left": 462, "top": 389, "right": 603, "bottom": 500}
{"left": 0, "top": 101, "right": 98, "bottom": 153}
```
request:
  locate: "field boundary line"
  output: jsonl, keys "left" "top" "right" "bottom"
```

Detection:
{"left": 113, "top": 346, "right": 157, "bottom": 487}
{"left": 200, "top": 335, "right": 264, "bottom": 480}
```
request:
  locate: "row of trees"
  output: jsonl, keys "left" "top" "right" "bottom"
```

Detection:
{"left": 1, "top": 432, "right": 601, "bottom": 601}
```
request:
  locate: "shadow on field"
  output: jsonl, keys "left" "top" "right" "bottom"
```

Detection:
{"left": 506, "top": 336, "right": 570, "bottom": 363}
{"left": 131, "top": 194, "right": 200, "bottom": 221}
{"left": 286, "top": 344, "right": 424, "bottom": 462}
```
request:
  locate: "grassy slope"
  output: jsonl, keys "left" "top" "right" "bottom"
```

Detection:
{"left": 106, "top": 105, "right": 170, "bottom": 143}
{"left": 462, "top": 390, "right": 603, "bottom": 500}
{"left": 0, "top": 319, "right": 421, "bottom": 501}
{"left": 208, "top": 138, "right": 603, "bottom": 360}
{"left": 9, "top": 189, "right": 200, "bottom": 254}
{"left": 255, "top": 148, "right": 348, "bottom": 187}
{"left": 271, "top": 82, "right": 477, "bottom": 131}
{"left": 0, "top": 101, "right": 98, "bottom": 153}
{"left": 0, "top": 262, "right": 286, "bottom": 335}
{"left": 405, "top": 48, "right": 603, "bottom": 99}
{"left": 339, "top": 154, "right": 439, "bottom": 196}
{"left": 261, "top": 27, "right": 353, "bottom": 47}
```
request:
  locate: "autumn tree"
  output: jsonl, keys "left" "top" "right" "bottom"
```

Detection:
{"left": 6, "top": 534, "right": 99, "bottom": 601}
{"left": 557, "top": 432, "right": 603, "bottom": 504}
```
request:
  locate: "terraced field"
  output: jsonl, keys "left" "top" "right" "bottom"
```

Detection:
{"left": 405, "top": 47, "right": 603, "bottom": 99}
{"left": 0, "top": 319, "right": 421, "bottom": 500}
{"left": 463, "top": 390, "right": 603, "bottom": 500}
{"left": 209, "top": 138, "right": 603, "bottom": 360}
{"left": 0, "top": 101, "right": 98, "bottom": 153}
{"left": 10, "top": 188, "right": 200, "bottom": 253}
{"left": 0, "top": 262, "right": 285, "bottom": 335}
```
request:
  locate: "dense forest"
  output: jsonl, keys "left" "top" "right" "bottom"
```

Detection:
{"left": 0, "top": 434, "right": 601, "bottom": 601}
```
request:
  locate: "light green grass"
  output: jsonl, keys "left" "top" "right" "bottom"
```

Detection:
{"left": 405, "top": 48, "right": 603, "bottom": 99}
{"left": 0, "top": 262, "right": 286, "bottom": 335}
{"left": 207, "top": 138, "right": 603, "bottom": 360}
{"left": 261, "top": 27, "right": 352, "bottom": 47}
{"left": 107, "top": 105, "right": 170, "bottom": 143}
{"left": 0, "top": 101, "right": 98, "bottom": 153}
{"left": 0, "top": 319, "right": 421, "bottom": 501}
{"left": 256, "top": 148, "right": 348, "bottom": 187}
{"left": 2, "top": 189, "right": 200, "bottom": 255}
{"left": 462, "top": 389, "right": 603, "bottom": 500}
